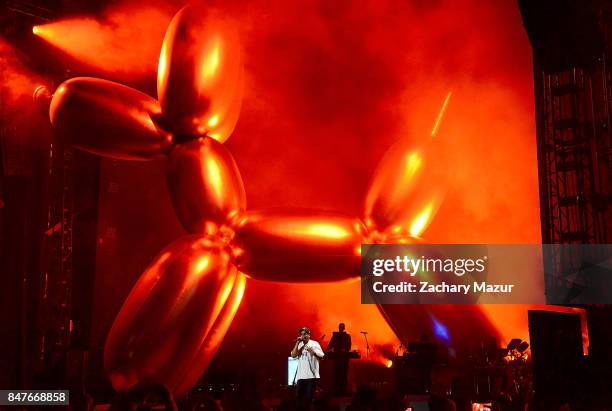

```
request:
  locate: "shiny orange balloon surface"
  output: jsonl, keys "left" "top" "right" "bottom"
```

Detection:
{"left": 50, "top": 77, "right": 171, "bottom": 160}
{"left": 104, "top": 235, "right": 242, "bottom": 397}
{"left": 167, "top": 137, "right": 246, "bottom": 233}
{"left": 232, "top": 209, "right": 367, "bottom": 282}
{"left": 364, "top": 137, "right": 447, "bottom": 238}
{"left": 157, "top": 6, "right": 243, "bottom": 141}
{"left": 41, "top": 1, "right": 466, "bottom": 397}
{"left": 176, "top": 273, "right": 246, "bottom": 395}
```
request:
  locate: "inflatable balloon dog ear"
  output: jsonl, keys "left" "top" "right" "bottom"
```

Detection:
{"left": 48, "top": 4, "right": 491, "bottom": 398}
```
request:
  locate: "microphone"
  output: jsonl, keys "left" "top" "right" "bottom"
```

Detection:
{"left": 320, "top": 334, "right": 326, "bottom": 341}
{"left": 360, "top": 331, "right": 368, "bottom": 335}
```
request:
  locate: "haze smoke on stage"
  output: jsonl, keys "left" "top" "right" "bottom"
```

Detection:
{"left": 229, "top": 0, "right": 539, "bottom": 350}
{"left": 0, "top": 38, "right": 50, "bottom": 146}
{"left": 48, "top": 0, "right": 541, "bottom": 354}
{"left": 31, "top": 4, "right": 173, "bottom": 78}
{"left": 0, "top": 38, "right": 42, "bottom": 104}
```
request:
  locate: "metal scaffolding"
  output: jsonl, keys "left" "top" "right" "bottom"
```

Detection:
{"left": 37, "top": 142, "right": 75, "bottom": 378}
{"left": 521, "top": 0, "right": 612, "bottom": 303}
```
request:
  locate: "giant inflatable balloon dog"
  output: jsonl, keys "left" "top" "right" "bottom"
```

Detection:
{"left": 47, "top": 5, "right": 496, "bottom": 397}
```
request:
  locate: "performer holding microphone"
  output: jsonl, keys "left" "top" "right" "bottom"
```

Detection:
{"left": 291, "top": 326, "right": 324, "bottom": 408}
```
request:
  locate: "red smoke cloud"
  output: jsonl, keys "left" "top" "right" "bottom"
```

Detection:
{"left": 226, "top": 0, "right": 539, "bottom": 351}
{"left": 33, "top": 4, "right": 173, "bottom": 78}
{"left": 0, "top": 37, "right": 50, "bottom": 146}
{"left": 0, "top": 38, "right": 42, "bottom": 105}
{"left": 30, "top": 0, "right": 542, "bottom": 361}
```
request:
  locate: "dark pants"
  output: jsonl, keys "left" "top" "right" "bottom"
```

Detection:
{"left": 296, "top": 378, "right": 317, "bottom": 410}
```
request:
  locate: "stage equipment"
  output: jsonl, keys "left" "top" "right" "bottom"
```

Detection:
{"left": 287, "top": 357, "right": 298, "bottom": 386}
{"left": 325, "top": 351, "right": 360, "bottom": 395}
{"left": 4, "top": 1, "right": 53, "bottom": 22}
{"left": 467, "top": 337, "right": 532, "bottom": 403}
{"left": 360, "top": 331, "right": 371, "bottom": 359}
{"left": 528, "top": 310, "right": 584, "bottom": 404}
{"left": 499, "top": 338, "right": 529, "bottom": 361}
{"left": 325, "top": 327, "right": 356, "bottom": 395}
{"left": 393, "top": 339, "right": 437, "bottom": 395}
{"left": 324, "top": 351, "right": 360, "bottom": 360}
{"left": 44, "top": 3, "right": 497, "bottom": 397}
{"left": 519, "top": 0, "right": 612, "bottom": 303}
{"left": 33, "top": 85, "right": 51, "bottom": 107}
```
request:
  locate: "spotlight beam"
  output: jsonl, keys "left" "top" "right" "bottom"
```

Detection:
{"left": 430, "top": 91, "right": 452, "bottom": 137}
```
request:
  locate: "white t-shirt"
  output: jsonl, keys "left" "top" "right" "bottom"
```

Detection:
{"left": 294, "top": 340, "right": 325, "bottom": 382}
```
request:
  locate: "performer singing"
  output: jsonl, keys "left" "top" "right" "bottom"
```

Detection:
{"left": 291, "top": 327, "right": 324, "bottom": 407}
